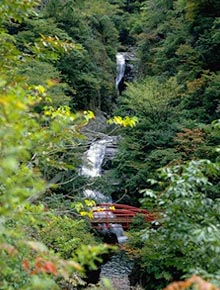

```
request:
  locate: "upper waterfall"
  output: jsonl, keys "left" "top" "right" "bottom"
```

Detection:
{"left": 116, "top": 52, "right": 126, "bottom": 94}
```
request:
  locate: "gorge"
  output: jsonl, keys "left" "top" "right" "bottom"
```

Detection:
{"left": 2, "top": 1, "right": 220, "bottom": 290}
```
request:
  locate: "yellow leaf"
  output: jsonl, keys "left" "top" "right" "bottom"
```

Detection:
{"left": 15, "top": 100, "right": 27, "bottom": 109}
{"left": 84, "top": 110, "right": 95, "bottom": 121}
{"left": 0, "top": 96, "right": 10, "bottom": 106}
{"left": 109, "top": 206, "right": 115, "bottom": 210}
{"left": 35, "top": 85, "right": 46, "bottom": 94}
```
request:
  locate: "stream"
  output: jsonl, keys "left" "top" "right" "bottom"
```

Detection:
{"left": 81, "top": 137, "right": 143, "bottom": 289}
{"left": 100, "top": 251, "right": 134, "bottom": 290}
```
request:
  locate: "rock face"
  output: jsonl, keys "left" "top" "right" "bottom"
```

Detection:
{"left": 102, "top": 136, "right": 119, "bottom": 170}
{"left": 124, "top": 52, "right": 137, "bottom": 83}
{"left": 82, "top": 112, "right": 108, "bottom": 136}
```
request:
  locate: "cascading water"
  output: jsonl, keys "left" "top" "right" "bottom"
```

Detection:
{"left": 81, "top": 139, "right": 107, "bottom": 178}
{"left": 81, "top": 138, "right": 134, "bottom": 289}
{"left": 116, "top": 52, "right": 126, "bottom": 95}
{"left": 109, "top": 223, "right": 128, "bottom": 243}
{"left": 81, "top": 137, "right": 127, "bottom": 243}
{"left": 78, "top": 51, "right": 139, "bottom": 288}
{"left": 80, "top": 137, "right": 113, "bottom": 203}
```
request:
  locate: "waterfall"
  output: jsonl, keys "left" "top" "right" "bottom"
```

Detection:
{"left": 110, "top": 224, "right": 128, "bottom": 243}
{"left": 81, "top": 139, "right": 107, "bottom": 178}
{"left": 116, "top": 51, "right": 136, "bottom": 95}
{"left": 81, "top": 138, "right": 112, "bottom": 203}
{"left": 81, "top": 137, "right": 127, "bottom": 243}
{"left": 116, "top": 52, "right": 126, "bottom": 94}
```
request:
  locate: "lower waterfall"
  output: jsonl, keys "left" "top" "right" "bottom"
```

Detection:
{"left": 80, "top": 139, "right": 108, "bottom": 178}
{"left": 110, "top": 223, "right": 128, "bottom": 244}
{"left": 81, "top": 137, "right": 127, "bottom": 243}
{"left": 80, "top": 136, "right": 114, "bottom": 203}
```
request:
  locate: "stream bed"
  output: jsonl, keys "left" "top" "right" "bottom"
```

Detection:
{"left": 99, "top": 251, "right": 143, "bottom": 290}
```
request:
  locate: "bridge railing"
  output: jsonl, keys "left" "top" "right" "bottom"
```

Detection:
{"left": 91, "top": 203, "right": 155, "bottom": 229}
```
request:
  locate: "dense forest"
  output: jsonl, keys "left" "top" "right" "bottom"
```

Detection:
{"left": 1, "top": 0, "right": 220, "bottom": 289}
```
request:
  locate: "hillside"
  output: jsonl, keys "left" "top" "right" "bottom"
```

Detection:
{"left": 1, "top": 1, "right": 220, "bottom": 289}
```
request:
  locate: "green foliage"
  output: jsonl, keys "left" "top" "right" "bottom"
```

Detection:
{"left": 145, "top": 148, "right": 181, "bottom": 168}
{"left": 0, "top": 0, "right": 39, "bottom": 23}
{"left": 15, "top": 15, "right": 81, "bottom": 61}
{"left": 3, "top": 0, "right": 220, "bottom": 289}
{"left": 0, "top": 83, "right": 44, "bottom": 215}
{"left": 183, "top": 71, "right": 220, "bottom": 122}
{"left": 75, "top": 244, "right": 111, "bottom": 270}
{"left": 0, "top": 233, "right": 59, "bottom": 290}
{"left": 129, "top": 213, "right": 147, "bottom": 231}
{"left": 39, "top": 216, "right": 97, "bottom": 259}
{"left": 0, "top": 33, "right": 20, "bottom": 74}
{"left": 133, "top": 159, "right": 220, "bottom": 289}
{"left": 0, "top": 77, "right": 93, "bottom": 213}
{"left": 112, "top": 75, "right": 181, "bottom": 202}
{"left": 0, "top": 204, "right": 97, "bottom": 289}
{"left": 0, "top": 2, "right": 114, "bottom": 289}
{"left": 112, "top": 0, "right": 220, "bottom": 209}
{"left": 19, "top": 60, "right": 71, "bottom": 107}
{"left": 130, "top": 0, "right": 220, "bottom": 122}
{"left": 119, "top": 77, "right": 180, "bottom": 122}
{"left": 1, "top": 203, "right": 112, "bottom": 289}
{"left": 43, "top": 0, "right": 120, "bottom": 112}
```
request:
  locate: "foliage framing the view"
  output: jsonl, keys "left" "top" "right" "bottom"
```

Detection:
{"left": 0, "top": 1, "right": 111, "bottom": 289}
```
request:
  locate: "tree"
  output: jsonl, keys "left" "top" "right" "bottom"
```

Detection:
{"left": 43, "top": 0, "right": 120, "bottom": 112}
{"left": 130, "top": 151, "right": 220, "bottom": 289}
{"left": 120, "top": 77, "right": 179, "bottom": 122}
{"left": 0, "top": 2, "right": 110, "bottom": 289}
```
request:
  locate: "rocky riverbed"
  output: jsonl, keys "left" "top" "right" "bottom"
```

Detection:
{"left": 84, "top": 251, "right": 144, "bottom": 290}
{"left": 100, "top": 251, "right": 133, "bottom": 289}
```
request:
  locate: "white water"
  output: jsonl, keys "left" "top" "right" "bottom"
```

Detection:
{"left": 116, "top": 53, "right": 126, "bottom": 93}
{"left": 110, "top": 223, "right": 128, "bottom": 243}
{"left": 81, "top": 139, "right": 107, "bottom": 177}
{"left": 81, "top": 137, "right": 113, "bottom": 203}
{"left": 83, "top": 189, "right": 112, "bottom": 203}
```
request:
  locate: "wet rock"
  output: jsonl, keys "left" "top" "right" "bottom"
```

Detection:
{"left": 100, "top": 251, "right": 134, "bottom": 290}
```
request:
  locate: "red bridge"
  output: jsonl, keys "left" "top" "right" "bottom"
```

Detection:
{"left": 91, "top": 203, "right": 155, "bottom": 230}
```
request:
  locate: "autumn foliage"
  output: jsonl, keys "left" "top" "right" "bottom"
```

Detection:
{"left": 164, "top": 276, "right": 218, "bottom": 290}
{"left": 22, "top": 257, "right": 57, "bottom": 275}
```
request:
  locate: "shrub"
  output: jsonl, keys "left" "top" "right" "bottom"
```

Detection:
{"left": 132, "top": 159, "right": 220, "bottom": 289}
{"left": 39, "top": 216, "right": 97, "bottom": 259}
